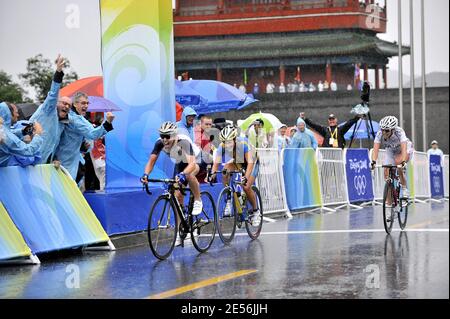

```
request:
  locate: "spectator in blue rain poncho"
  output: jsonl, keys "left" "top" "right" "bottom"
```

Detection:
{"left": 290, "top": 117, "right": 318, "bottom": 150}
{"left": 0, "top": 102, "right": 43, "bottom": 167}
{"left": 29, "top": 55, "right": 69, "bottom": 163}
{"left": 54, "top": 92, "right": 115, "bottom": 180}
{"left": 177, "top": 106, "right": 197, "bottom": 142}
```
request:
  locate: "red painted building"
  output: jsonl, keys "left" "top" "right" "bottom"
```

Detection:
{"left": 173, "top": 0, "right": 409, "bottom": 92}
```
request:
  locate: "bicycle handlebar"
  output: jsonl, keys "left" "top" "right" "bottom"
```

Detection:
{"left": 142, "top": 178, "right": 186, "bottom": 196}
{"left": 381, "top": 165, "right": 404, "bottom": 169}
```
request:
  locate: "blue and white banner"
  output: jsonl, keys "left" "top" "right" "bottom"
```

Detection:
{"left": 429, "top": 154, "right": 444, "bottom": 198}
{"left": 345, "top": 149, "right": 374, "bottom": 203}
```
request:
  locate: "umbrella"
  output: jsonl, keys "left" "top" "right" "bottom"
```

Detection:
{"left": 176, "top": 79, "right": 257, "bottom": 114}
{"left": 239, "top": 112, "right": 283, "bottom": 134}
{"left": 60, "top": 77, "right": 189, "bottom": 120}
{"left": 87, "top": 96, "right": 122, "bottom": 112}
{"left": 60, "top": 76, "right": 103, "bottom": 97}
{"left": 340, "top": 119, "right": 380, "bottom": 141}
{"left": 16, "top": 103, "right": 39, "bottom": 120}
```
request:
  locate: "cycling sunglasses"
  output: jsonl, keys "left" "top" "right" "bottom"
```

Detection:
{"left": 160, "top": 134, "right": 172, "bottom": 140}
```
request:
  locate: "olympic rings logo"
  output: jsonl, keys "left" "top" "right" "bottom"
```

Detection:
{"left": 354, "top": 175, "right": 367, "bottom": 196}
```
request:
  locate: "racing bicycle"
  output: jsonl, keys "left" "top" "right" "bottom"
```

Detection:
{"left": 382, "top": 165, "right": 409, "bottom": 234}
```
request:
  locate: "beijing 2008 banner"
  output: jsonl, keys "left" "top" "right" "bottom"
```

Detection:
{"left": 100, "top": 0, "right": 176, "bottom": 189}
{"left": 345, "top": 149, "right": 374, "bottom": 203}
{"left": 429, "top": 154, "right": 444, "bottom": 198}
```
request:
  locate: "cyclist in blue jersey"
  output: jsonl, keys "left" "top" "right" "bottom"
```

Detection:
{"left": 210, "top": 126, "right": 259, "bottom": 217}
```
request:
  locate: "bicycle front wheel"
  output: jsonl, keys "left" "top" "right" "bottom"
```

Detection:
{"left": 245, "top": 185, "right": 263, "bottom": 240}
{"left": 216, "top": 187, "right": 237, "bottom": 245}
{"left": 382, "top": 183, "right": 395, "bottom": 234}
{"left": 191, "top": 191, "right": 217, "bottom": 253}
{"left": 398, "top": 198, "right": 408, "bottom": 230}
{"left": 147, "top": 195, "right": 178, "bottom": 260}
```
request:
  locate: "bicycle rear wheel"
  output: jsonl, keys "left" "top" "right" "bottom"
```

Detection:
{"left": 147, "top": 195, "right": 178, "bottom": 260}
{"left": 398, "top": 198, "right": 408, "bottom": 230}
{"left": 245, "top": 185, "right": 263, "bottom": 240}
{"left": 216, "top": 187, "right": 237, "bottom": 245}
{"left": 382, "top": 183, "right": 395, "bottom": 234}
{"left": 191, "top": 191, "right": 217, "bottom": 253}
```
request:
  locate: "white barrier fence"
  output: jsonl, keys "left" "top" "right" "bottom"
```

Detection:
{"left": 412, "top": 151, "right": 431, "bottom": 201}
{"left": 253, "top": 147, "right": 448, "bottom": 216}
{"left": 316, "top": 148, "right": 361, "bottom": 210}
{"left": 369, "top": 149, "right": 386, "bottom": 202}
{"left": 444, "top": 155, "right": 449, "bottom": 198}
{"left": 255, "top": 148, "right": 289, "bottom": 218}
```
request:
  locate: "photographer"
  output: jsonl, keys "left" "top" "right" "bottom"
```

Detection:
{"left": 300, "top": 112, "right": 360, "bottom": 149}
{"left": 0, "top": 102, "right": 43, "bottom": 167}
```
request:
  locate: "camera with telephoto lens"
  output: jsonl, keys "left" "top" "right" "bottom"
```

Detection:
{"left": 351, "top": 81, "right": 371, "bottom": 116}
{"left": 21, "top": 122, "right": 34, "bottom": 136}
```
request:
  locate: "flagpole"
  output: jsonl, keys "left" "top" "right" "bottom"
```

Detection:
{"left": 398, "top": 0, "right": 404, "bottom": 127}
{"left": 410, "top": 0, "right": 416, "bottom": 147}
{"left": 421, "top": 0, "right": 427, "bottom": 151}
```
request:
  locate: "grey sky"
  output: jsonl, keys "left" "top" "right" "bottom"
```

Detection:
{"left": 0, "top": 0, "right": 448, "bottom": 96}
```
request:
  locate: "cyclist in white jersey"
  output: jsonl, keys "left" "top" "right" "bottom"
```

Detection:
{"left": 371, "top": 116, "right": 414, "bottom": 199}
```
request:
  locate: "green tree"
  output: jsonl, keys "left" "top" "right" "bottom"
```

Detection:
{"left": 19, "top": 54, "right": 78, "bottom": 102}
{"left": 0, "top": 70, "right": 29, "bottom": 103}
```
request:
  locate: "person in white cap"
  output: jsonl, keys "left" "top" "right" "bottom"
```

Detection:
{"left": 427, "top": 140, "right": 444, "bottom": 158}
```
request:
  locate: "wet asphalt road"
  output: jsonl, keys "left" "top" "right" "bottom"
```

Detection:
{"left": 0, "top": 201, "right": 448, "bottom": 299}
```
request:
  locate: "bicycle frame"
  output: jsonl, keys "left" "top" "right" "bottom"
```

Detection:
{"left": 383, "top": 165, "right": 403, "bottom": 207}
{"left": 210, "top": 169, "right": 247, "bottom": 216}
{"left": 144, "top": 180, "right": 193, "bottom": 235}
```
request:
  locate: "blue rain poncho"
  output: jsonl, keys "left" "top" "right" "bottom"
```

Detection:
{"left": 176, "top": 106, "right": 197, "bottom": 141}
{"left": 0, "top": 102, "right": 43, "bottom": 167}
{"left": 54, "top": 110, "right": 111, "bottom": 179}
{"left": 290, "top": 118, "right": 318, "bottom": 150}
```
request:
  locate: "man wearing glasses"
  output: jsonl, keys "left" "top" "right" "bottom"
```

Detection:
{"left": 371, "top": 116, "right": 414, "bottom": 199}
{"left": 54, "top": 92, "right": 115, "bottom": 180}
{"left": 141, "top": 121, "right": 204, "bottom": 218}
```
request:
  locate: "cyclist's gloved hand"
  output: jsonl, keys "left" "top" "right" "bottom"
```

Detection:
{"left": 208, "top": 173, "right": 217, "bottom": 184}
{"left": 176, "top": 172, "right": 188, "bottom": 186}
{"left": 140, "top": 173, "right": 148, "bottom": 184}
{"left": 222, "top": 168, "right": 228, "bottom": 176}
{"left": 241, "top": 175, "right": 248, "bottom": 186}
{"left": 400, "top": 161, "right": 407, "bottom": 169}
{"left": 370, "top": 160, "right": 376, "bottom": 170}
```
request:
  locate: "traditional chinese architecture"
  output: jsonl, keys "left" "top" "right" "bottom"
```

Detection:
{"left": 173, "top": 0, "right": 409, "bottom": 92}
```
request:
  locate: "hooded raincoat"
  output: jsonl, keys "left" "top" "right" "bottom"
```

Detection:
{"left": 0, "top": 102, "right": 43, "bottom": 167}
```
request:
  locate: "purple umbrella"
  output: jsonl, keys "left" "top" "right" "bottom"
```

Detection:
{"left": 87, "top": 96, "right": 122, "bottom": 112}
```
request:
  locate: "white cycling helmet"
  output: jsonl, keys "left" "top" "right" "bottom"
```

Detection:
{"left": 219, "top": 126, "right": 238, "bottom": 142}
{"left": 379, "top": 116, "right": 398, "bottom": 130}
{"left": 159, "top": 121, "right": 177, "bottom": 135}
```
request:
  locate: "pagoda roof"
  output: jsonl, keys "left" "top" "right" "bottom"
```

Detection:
{"left": 175, "top": 30, "right": 409, "bottom": 67}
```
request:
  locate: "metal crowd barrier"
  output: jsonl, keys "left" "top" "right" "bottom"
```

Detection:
{"left": 412, "top": 151, "right": 431, "bottom": 202}
{"left": 255, "top": 148, "right": 290, "bottom": 219}
{"left": 444, "top": 155, "right": 449, "bottom": 199}
{"left": 316, "top": 148, "right": 361, "bottom": 211}
{"left": 369, "top": 149, "right": 386, "bottom": 204}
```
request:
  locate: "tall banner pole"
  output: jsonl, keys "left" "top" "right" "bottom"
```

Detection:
{"left": 100, "top": 0, "right": 175, "bottom": 189}
{"left": 398, "top": 0, "right": 404, "bottom": 127}
{"left": 409, "top": 0, "right": 415, "bottom": 147}
{"left": 421, "top": 0, "right": 427, "bottom": 151}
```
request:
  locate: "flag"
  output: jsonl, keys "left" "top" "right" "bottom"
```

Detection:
{"left": 354, "top": 64, "right": 361, "bottom": 86}
{"left": 295, "top": 66, "right": 301, "bottom": 82}
{"left": 244, "top": 68, "right": 248, "bottom": 85}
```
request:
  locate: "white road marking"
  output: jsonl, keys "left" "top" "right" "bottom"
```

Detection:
{"left": 231, "top": 228, "right": 449, "bottom": 236}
